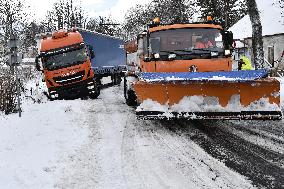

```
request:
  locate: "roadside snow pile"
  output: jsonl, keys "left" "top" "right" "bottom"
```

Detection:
{"left": 137, "top": 94, "right": 281, "bottom": 116}
{"left": 24, "top": 74, "right": 48, "bottom": 103}
{"left": 136, "top": 99, "right": 169, "bottom": 112}
{"left": 242, "top": 97, "right": 280, "bottom": 111}
{"left": 0, "top": 98, "right": 89, "bottom": 188}
{"left": 171, "top": 95, "right": 243, "bottom": 112}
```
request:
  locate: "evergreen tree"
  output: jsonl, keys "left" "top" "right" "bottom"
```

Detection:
{"left": 45, "top": 0, "right": 86, "bottom": 31}
{"left": 86, "top": 16, "right": 121, "bottom": 37}
{"left": 0, "top": 0, "right": 29, "bottom": 57}
{"left": 197, "top": 0, "right": 247, "bottom": 29}
{"left": 123, "top": 0, "right": 198, "bottom": 39}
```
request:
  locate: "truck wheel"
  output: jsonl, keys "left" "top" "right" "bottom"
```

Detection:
{"left": 113, "top": 74, "right": 121, "bottom": 85}
{"left": 89, "top": 81, "right": 100, "bottom": 99}
{"left": 126, "top": 90, "right": 137, "bottom": 106}
{"left": 117, "top": 74, "right": 122, "bottom": 84}
{"left": 124, "top": 76, "right": 137, "bottom": 106}
{"left": 48, "top": 90, "right": 58, "bottom": 101}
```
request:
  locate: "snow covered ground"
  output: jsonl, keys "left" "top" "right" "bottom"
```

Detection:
{"left": 0, "top": 99, "right": 90, "bottom": 188}
{"left": 0, "top": 76, "right": 283, "bottom": 188}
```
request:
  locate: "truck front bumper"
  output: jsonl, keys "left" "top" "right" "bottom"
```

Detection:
{"left": 48, "top": 78, "right": 94, "bottom": 99}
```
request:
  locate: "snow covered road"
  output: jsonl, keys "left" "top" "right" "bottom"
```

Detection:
{"left": 0, "top": 82, "right": 283, "bottom": 188}
{"left": 53, "top": 85, "right": 256, "bottom": 189}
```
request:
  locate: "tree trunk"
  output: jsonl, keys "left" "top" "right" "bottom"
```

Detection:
{"left": 246, "top": 0, "right": 264, "bottom": 69}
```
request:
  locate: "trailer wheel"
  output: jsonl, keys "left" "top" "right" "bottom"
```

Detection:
{"left": 124, "top": 76, "right": 137, "bottom": 106}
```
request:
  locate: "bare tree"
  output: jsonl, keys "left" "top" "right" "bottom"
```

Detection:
{"left": 86, "top": 16, "right": 122, "bottom": 37}
{"left": 0, "top": 0, "right": 28, "bottom": 56}
{"left": 44, "top": 0, "right": 87, "bottom": 31}
{"left": 246, "top": 0, "right": 264, "bottom": 69}
{"left": 197, "top": 0, "right": 247, "bottom": 29}
{"left": 123, "top": 0, "right": 198, "bottom": 39}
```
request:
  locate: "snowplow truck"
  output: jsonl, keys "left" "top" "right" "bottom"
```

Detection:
{"left": 124, "top": 18, "right": 282, "bottom": 120}
{"left": 36, "top": 28, "right": 125, "bottom": 100}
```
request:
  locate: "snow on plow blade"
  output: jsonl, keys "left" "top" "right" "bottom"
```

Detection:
{"left": 134, "top": 70, "right": 282, "bottom": 120}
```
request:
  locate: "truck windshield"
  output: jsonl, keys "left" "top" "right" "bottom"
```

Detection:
{"left": 42, "top": 46, "right": 88, "bottom": 70}
{"left": 149, "top": 28, "right": 224, "bottom": 54}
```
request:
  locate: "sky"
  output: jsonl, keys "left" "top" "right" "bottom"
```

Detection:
{"left": 26, "top": 0, "right": 150, "bottom": 23}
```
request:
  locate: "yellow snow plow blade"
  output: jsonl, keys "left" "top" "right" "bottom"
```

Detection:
{"left": 134, "top": 71, "right": 282, "bottom": 120}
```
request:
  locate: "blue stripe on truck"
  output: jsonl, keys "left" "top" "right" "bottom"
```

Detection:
{"left": 139, "top": 69, "right": 269, "bottom": 82}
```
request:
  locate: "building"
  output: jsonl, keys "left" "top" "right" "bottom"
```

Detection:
{"left": 228, "top": 0, "right": 284, "bottom": 70}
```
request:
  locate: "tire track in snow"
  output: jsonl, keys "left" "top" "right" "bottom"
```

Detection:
{"left": 133, "top": 121, "right": 189, "bottom": 189}
{"left": 227, "top": 120, "right": 284, "bottom": 151}
{"left": 147, "top": 120, "right": 255, "bottom": 189}
{"left": 120, "top": 112, "right": 148, "bottom": 189}
{"left": 174, "top": 120, "right": 284, "bottom": 188}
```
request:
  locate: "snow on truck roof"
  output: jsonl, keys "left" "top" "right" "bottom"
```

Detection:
{"left": 149, "top": 23, "right": 223, "bottom": 33}
{"left": 229, "top": 0, "right": 284, "bottom": 40}
{"left": 40, "top": 31, "right": 83, "bottom": 52}
{"left": 40, "top": 29, "right": 123, "bottom": 52}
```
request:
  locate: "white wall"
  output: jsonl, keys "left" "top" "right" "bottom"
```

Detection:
{"left": 233, "top": 34, "right": 284, "bottom": 69}
{"left": 263, "top": 34, "right": 284, "bottom": 62}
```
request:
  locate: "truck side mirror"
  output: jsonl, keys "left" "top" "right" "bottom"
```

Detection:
{"left": 88, "top": 45, "right": 95, "bottom": 59}
{"left": 224, "top": 31, "right": 234, "bottom": 48}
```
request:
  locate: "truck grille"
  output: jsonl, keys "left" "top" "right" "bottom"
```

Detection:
{"left": 53, "top": 71, "right": 85, "bottom": 85}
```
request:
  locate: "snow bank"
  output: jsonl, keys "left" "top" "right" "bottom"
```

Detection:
{"left": 171, "top": 95, "right": 242, "bottom": 113}
{"left": 101, "top": 76, "right": 112, "bottom": 85}
{"left": 242, "top": 97, "right": 280, "bottom": 111}
{"left": 0, "top": 97, "right": 89, "bottom": 188}
{"left": 136, "top": 99, "right": 169, "bottom": 112}
{"left": 24, "top": 74, "right": 48, "bottom": 103}
{"left": 137, "top": 93, "right": 281, "bottom": 117}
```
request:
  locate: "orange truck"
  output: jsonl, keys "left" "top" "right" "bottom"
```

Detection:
{"left": 124, "top": 18, "right": 282, "bottom": 120}
{"left": 36, "top": 29, "right": 125, "bottom": 100}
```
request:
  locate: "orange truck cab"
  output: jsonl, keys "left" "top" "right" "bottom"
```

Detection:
{"left": 140, "top": 23, "right": 234, "bottom": 73}
{"left": 124, "top": 19, "right": 234, "bottom": 105}
{"left": 36, "top": 29, "right": 98, "bottom": 100}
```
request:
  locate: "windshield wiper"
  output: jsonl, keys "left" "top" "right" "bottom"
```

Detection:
{"left": 159, "top": 50, "right": 194, "bottom": 56}
{"left": 159, "top": 50, "right": 181, "bottom": 55}
{"left": 173, "top": 49, "right": 194, "bottom": 54}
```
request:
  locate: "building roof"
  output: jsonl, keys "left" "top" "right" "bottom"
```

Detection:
{"left": 229, "top": 0, "right": 284, "bottom": 40}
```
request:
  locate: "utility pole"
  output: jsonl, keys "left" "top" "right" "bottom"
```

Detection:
{"left": 8, "top": 19, "right": 22, "bottom": 117}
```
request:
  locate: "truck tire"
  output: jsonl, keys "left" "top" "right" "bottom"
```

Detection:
{"left": 124, "top": 76, "right": 137, "bottom": 106}
{"left": 89, "top": 81, "right": 100, "bottom": 99}
{"left": 113, "top": 73, "right": 122, "bottom": 85}
{"left": 48, "top": 90, "right": 59, "bottom": 101}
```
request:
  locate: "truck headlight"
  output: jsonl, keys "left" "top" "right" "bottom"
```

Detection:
{"left": 154, "top": 53, "right": 160, "bottom": 59}
{"left": 88, "top": 85, "right": 94, "bottom": 89}
{"left": 210, "top": 51, "right": 218, "bottom": 57}
{"left": 225, "top": 50, "right": 231, "bottom": 55}
{"left": 168, "top": 54, "right": 176, "bottom": 60}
